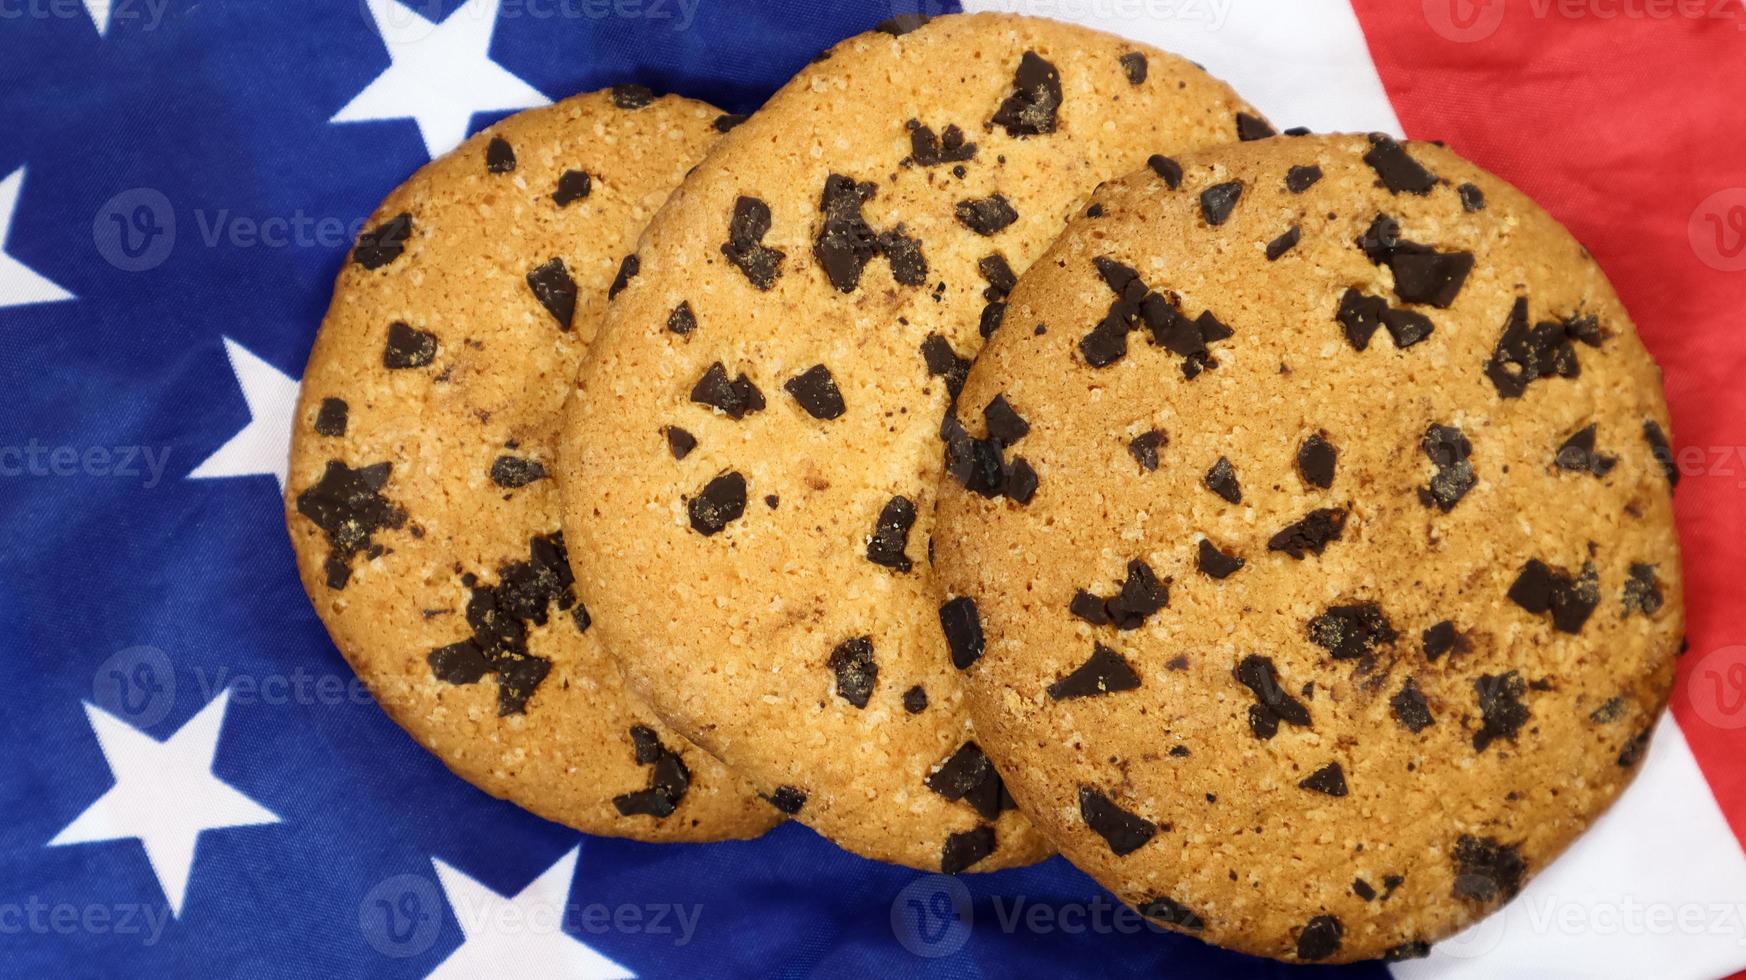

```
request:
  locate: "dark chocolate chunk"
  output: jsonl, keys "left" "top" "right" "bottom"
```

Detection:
{"left": 1391, "top": 677, "right": 1434, "bottom": 732}
{"left": 314, "top": 397, "right": 348, "bottom": 437}
{"left": 1236, "top": 112, "right": 1276, "bottom": 141}
{"left": 983, "top": 394, "right": 1030, "bottom": 445}
{"left": 1622, "top": 563, "right": 1663, "bottom": 617}
{"left": 1483, "top": 297, "right": 1605, "bottom": 398}
{"left": 1590, "top": 696, "right": 1628, "bottom": 724}
{"left": 1203, "top": 456, "right": 1241, "bottom": 503}
{"left": 990, "top": 51, "right": 1062, "bottom": 137}
{"left": 978, "top": 301, "right": 1007, "bottom": 338}
{"left": 1297, "top": 433, "right": 1337, "bottom": 489}
{"left": 866, "top": 496, "right": 917, "bottom": 572}
{"left": 940, "top": 826, "right": 996, "bottom": 874}
{"left": 955, "top": 193, "right": 1018, "bottom": 236}
{"left": 903, "top": 685, "right": 929, "bottom": 714}
{"left": 878, "top": 229, "right": 928, "bottom": 285}
{"left": 1452, "top": 835, "right": 1525, "bottom": 903}
{"left": 1119, "top": 51, "right": 1148, "bottom": 85}
{"left": 687, "top": 471, "right": 747, "bottom": 536}
{"left": 906, "top": 119, "right": 977, "bottom": 166}
{"left": 920, "top": 334, "right": 970, "bottom": 400}
{"left": 1234, "top": 654, "right": 1311, "bottom": 738}
{"left": 383, "top": 321, "right": 437, "bottom": 369}
{"left": 1196, "top": 539, "right": 1244, "bottom": 579}
{"left": 666, "top": 301, "right": 697, "bottom": 336}
{"left": 1384, "top": 941, "right": 1433, "bottom": 962}
{"left": 1386, "top": 243, "right": 1474, "bottom": 309}
{"left": 295, "top": 459, "right": 406, "bottom": 590}
{"left": 1309, "top": 602, "right": 1397, "bottom": 661}
{"left": 1421, "top": 424, "right": 1477, "bottom": 511}
{"left": 1555, "top": 424, "right": 1617, "bottom": 477}
{"left": 1004, "top": 457, "right": 1039, "bottom": 504}
{"left": 608, "top": 253, "right": 639, "bottom": 300}
{"left": 1047, "top": 643, "right": 1141, "bottom": 700}
{"left": 1618, "top": 728, "right": 1651, "bottom": 767}
{"left": 766, "top": 786, "right": 807, "bottom": 814}
{"left": 1079, "top": 786, "right": 1156, "bottom": 856}
{"left": 490, "top": 455, "right": 546, "bottom": 488}
{"left": 1147, "top": 154, "right": 1183, "bottom": 189}
{"left": 940, "top": 597, "right": 984, "bottom": 669}
{"left": 1129, "top": 430, "right": 1165, "bottom": 471}
{"left": 1643, "top": 419, "right": 1678, "bottom": 488}
{"left": 1298, "top": 762, "right": 1348, "bottom": 796}
{"left": 353, "top": 212, "right": 411, "bottom": 269}
{"left": 927, "top": 741, "right": 1014, "bottom": 820}
{"left": 1285, "top": 165, "right": 1323, "bottom": 193}
{"left": 485, "top": 136, "right": 516, "bottom": 173}
{"left": 828, "top": 635, "right": 877, "bottom": 708}
{"left": 979, "top": 253, "right": 1017, "bottom": 300}
{"left": 875, "top": 13, "right": 929, "bottom": 34}
{"left": 690, "top": 362, "right": 766, "bottom": 419}
{"left": 1078, "top": 316, "right": 1130, "bottom": 368}
{"left": 813, "top": 175, "right": 879, "bottom": 291}
{"left": 610, "top": 83, "right": 654, "bottom": 109}
{"left": 1472, "top": 671, "right": 1530, "bottom": 752}
{"left": 713, "top": 113, "right": 747, "bottom": 133}
{"left": 784, "top": 364, "right": 846, "bottom": 420}
{"left": 1353, "top": 878, "right": 1377, "bottom": 901}
{"left": 1137, "top": 896, "right": 1204, "bottom": 932}
{"left": 1074, "top": 561, "right": 1169, "bottom": 630}
{"left": 1070, "top": 590, "right": 1111, "bottom": 626}
{"left": 1265, "top": 226, "right": 1302, "bottom": 261}
{"left": 1508, "top": 559, "right": 1600, "bottom": 633}
{"left": 1268, "top": 508, "right": 1347, "bottom": 559}
{"left": 1335, "top": 289, "right": 1388, "bottom": 351}
{"left": 1296, "top": 916, "right": 1344, "bottom": 961}
{"left": 1458, "top": 182, "right": 1487, "bottom": 211}
{"left": 553, "top": 169, "right": 591, "bottom": 206}
{"left": 1363, "top": 133, "right": 1438, "bottom": 195}
{"left": 526, "top": 258, "right": 577, "bottom": 330}
{"left": 425, "top": 533, "right": 577, "bottom": 715}
{"left": 612, "top": 725, "right": 691, "bottom": 818}
{"left": 1199, "top": 181, "right": 1243, "bottom": 226}
{"left": 665, "top": 426, "right": 696, "bottom": 460}
{"left": 721, "top": 196, "right": 785, "bottom": 289}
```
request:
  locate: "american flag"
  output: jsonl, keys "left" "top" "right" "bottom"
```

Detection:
{"left": 2, "top": 1, "right": 1743, "bottom": 976}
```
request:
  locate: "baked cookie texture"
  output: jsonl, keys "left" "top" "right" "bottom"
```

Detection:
{"left": 286, "top": 89, "right": 779, "bottom": 841}
{"left": 558, "top": 13, "right": 1264, "bottom": 871}
{"left": 933, "top": 134, "right": 1682, "bottom": 959}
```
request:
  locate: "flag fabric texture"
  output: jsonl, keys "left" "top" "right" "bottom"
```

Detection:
{"left": 2, "top": 1, "right": 1743, "bottom": 977}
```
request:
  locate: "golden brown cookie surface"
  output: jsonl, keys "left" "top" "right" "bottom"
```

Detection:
{"left": 559, "top": 13, "right": 1262, "bottom": 871}
{"left": 934, "top": 133, "right": 1683, "bottom": 960}
{"left": 286, "top": 89, "right": 779, "bottom": 841}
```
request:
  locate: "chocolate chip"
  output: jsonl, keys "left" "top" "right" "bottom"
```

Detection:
{"left": 1267, "top": 508, "right": 1347, "bottom": 559}
{"left": 813, "top": 174, "right": 880, "bottom": 291}
{"left": 1452, "top": 835, "right": 1525, "bottom": 903}
{"left": 295, "top": 460, "right": 406, "bottom": 590}
{"left": 1364, "top": 133, "right": 1437, "bottom": 195}
{"left": 784, "top": 364, "right": 846, "bottom": 420}
{"left": 687, "top": 471, "right": 746, "bottom": 536}
{"left": 1296, "top": 433, "right": 1337, "bottom": 489}
{"left": 940, "top": 597, "right": 984, "bottom": 669}
{"left": 979, "top": 253, "right": 1017, "bottom": 300}
{"left": 1285, "top": 165, "right": 1322, "bottom": 193}
{"left": 690, "top": 362, "right": 765, "bottom": 419}
{"left": 1047, "top": 643, "right": 1141, "bottom": 699}
{"left": 666, "top": 301, "right": 697, "bottom": 336}
{"left": 665, "top": 426, "right": 696, "bottom": 460}
{"left": 1298, "top": 762, "right": 1348, "bottom": 796}
{"left": 1384, "top": 941, "right": 1431, "bottom": 963}
{"left": 526, "top": 258, "right": 577, "bottom": 330}
{"left": 1199, "top": 181, "right": 1242, "bottom": 226}
{"left": 1458, "top": 182, "right": 1487, "bottom": 211}
{"left": 875, "top": 13, "right": 929, "bottom": 34}
{"left": 1196, "top": 539, "right": 1245, "bottom": 579}
{"left": 1129, "top": 430, "right": 1165, "bottom": 471}
{"left": 879, "top": 229, "right": 928, "bottom": 286}
{"left": 612, "top": 725, "right": 692, "bottom": 818}
{"left": 903, "top": 685, "right": 928, "bottom": 713}
{"left": 1388, "top": 244, "right": 1473, "bottom": 308}
{"left": 1508, "top": 559, "right": 1600, "bottom": 633}
{"left": 1265, "top": 226, "right": 1301, "bottom": 261}
{"left": 607, "top": 253, "right": 639, "bottom": 300}
{"left": 1617, "top": 728, "right": 1651, "bottom": 767}
{"left": 955, "top": 193, "right": 1018, "bottom": 236}
{"left": 1643, "top": 419, "right": 1678, "bottom": 488}
{"left": 1203, "top": 456, "right": 1241, "bottom": 504}
{"left": 1070, "top": 590, "right": 1110, "bottom": 626}
{"left": 1555, "top": 424, "right": 1617, "bottom": 476}
{"left": 1073, "top": 560, "right": 1169, "bottom": 630}
{"left": 927, "top": 741, "right": 1015, "bottom": 820}
{"left": 866, "top": 496, "right": 916, "bottom": 572}
{"left": 979, "top": 302, "right": 1007, "bottom": 338}
{"left": 1472, "top": 671, "right": 1530, "bottom": 752}
{"left": 1353, "top": 878, "right": 1377, "bottom": 901}
{"left": 1138, "top": 896, "right": 1204, "bottom": 932}
{"left": 1147, "top": 154, "right": 1183, "bottom": 189}
{"left": 828, "top": 636, "right": 877, "bottom": 708}
{"left": 1421, "top": 424, "right": 1477, "bottom": 511}
{"left": 353, "top": 213, "right": 411, "bottom": 269}
{"left": 611, "top": 83, "right": 654, "bottom": 109}
{"left": 713, "top": 113, "right": 747, "bottom": 133}
{"left": 990, "top": 51, "right": 1062, "bottom": 137}
{"left": 1335, "top": 289, "right": 1387, "bottom": 351}
{"left": 1236, "top": 113, "right": 1276, "bottom": 141}
{"left": 906, "top": 119, "right": 977, "bottom": 166}
{"left": 1079, "top": 786, "right": 1156, "bottom": 856}
{"left": 1004, "top": 457, "right": 1038, "bottom": 504}
{"left": 920, "top": 334, "right": 969, "bottom": 400}
{"left": 1622, "top": 563, "right": 1663, "bottom": 617}
{"left": 553, "top": 169, "right": 591, "bottom": 206}
{"left": 1423, "top": 620, "right": 1458, "bottom": 660}
{"left": 1234, "top": 655, "right": 1311, "bottom": 739}
{"left": 490, "top": 455, "right": 546, "bottom": 488}
{"left": 1119, "top": 51, "right": 1148, "bottom": 84}
{"left": 1483, "top": 297, "right": 1604, "bottom": 398}
{"left": 485, "top": 136, "right": 516, "bottom": 173}
{"left": 1590, "top": 696, "right": 1627, "bottom": 724}
{"left": 383, "top": 321, "right": 437, "bottom": 369}
{"left": 1078, "top": 317, "right": 1130, "bottom": 368}
{"left": 940, "top": 826, "right": 997, "bottom": 874}
{"left": 766, "top": 786, "right": 807, "bottom": 814}
{"left": 1309, "top": 603, "right": 1397, "bottom": 661}
{"left": 984, "top": 394, "right": 1029, "bottom": 444}
{"left": 721, "top": 196, "right": 785, "bottom": 289}
{"left": 314, "top": 398, "right": 348, "bottom": 437}
{"left": 426, "top": 533, "right": 576, "bottom": 715}
{"left": 1391, "top": 677, "right": 1434, "bottom": 732}
{"left": 1295, "top": 915, "right": 1344, "bottom": 961}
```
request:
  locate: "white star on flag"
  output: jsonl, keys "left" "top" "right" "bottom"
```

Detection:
{"left": 83, "top": 0, "right": 112, "bottom": 35}
{"left": 0, "top": 167, "right": 74, "bottom": 311}
{"left": 428, "top": 847, "right": 635, "bottom": 979}
{"left": 49, "top": 689, "right": 281, "bottom": 918}
{"left": 188, "top": 336, "right": 300, "bottom": 490}
{"left": 333, "top": 0, "right": 550, "bottom": 158}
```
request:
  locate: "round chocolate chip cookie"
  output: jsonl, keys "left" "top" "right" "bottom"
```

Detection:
{"left": 558, "top": 13, "right": 1265, "bottom": 871}
{"left": 286, "top": 89, "right": 779, "bottom": 841}
{"left": 932, "top": 133, "right": 1683, "bottom": 959}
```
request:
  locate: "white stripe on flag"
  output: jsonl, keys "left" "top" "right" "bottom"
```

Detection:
{"left": 959, "top": 0, "right": 1402, "bottom": 136}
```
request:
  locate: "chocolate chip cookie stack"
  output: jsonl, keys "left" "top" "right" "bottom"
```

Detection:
{"left": 287, "top": 11, "right": 1682, "bottom": 965}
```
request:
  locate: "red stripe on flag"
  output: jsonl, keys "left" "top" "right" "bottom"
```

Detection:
{"left": 1348, "top": 0, "right": 1746, "bottom": 844}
